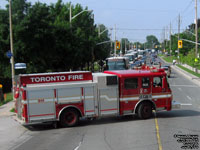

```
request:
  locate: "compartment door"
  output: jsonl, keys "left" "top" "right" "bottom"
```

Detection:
{"left": 99, "top": 88, "right": 118, "bottom": 116}
{"left": 84, "top": 86, "right": 96, "bottom": 116}
{"left": 27, "top": 89, "right": 55, "bottom": 122}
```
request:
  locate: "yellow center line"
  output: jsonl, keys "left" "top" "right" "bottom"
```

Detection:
{"left": 153, "top": 110, "right": 163, "bottom": 150}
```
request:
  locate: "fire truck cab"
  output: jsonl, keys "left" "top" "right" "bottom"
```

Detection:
{"left": 14, "top": 69, "right": 174, "bottom": 127}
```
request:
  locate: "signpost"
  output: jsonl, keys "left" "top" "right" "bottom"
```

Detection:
{"left": 6, "top": 51, "right": 13, "bottom": 59}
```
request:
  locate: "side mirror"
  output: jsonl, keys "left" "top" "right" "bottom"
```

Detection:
{"left": 103, "top": 65, "right": 108, "bottom": 71}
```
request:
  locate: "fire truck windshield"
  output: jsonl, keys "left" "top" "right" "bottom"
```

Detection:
{"left": 107, "top": 60, "right": 126, "bottom": 70}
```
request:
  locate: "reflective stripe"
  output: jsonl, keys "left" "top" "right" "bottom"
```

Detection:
{"left": 59, "top": 96, "right": 81, "bottom": 101}
{"left": 28, "top": 98, "right": 54, "bottom": 104}
{"left": 152, "top": 94, "right": 172, "bottom": 99}
{"left": 120, "top": 97, "right": 139, "bottom": 101}
{"left": 100, "top": 95, "right": 117, "bottom": 101}
{"left": 21, "top": 96, "right": 95, "bottom": 104}
{"left": 85, "top": 96, "right": 94, "bottom": 99}
{"left": 21, "top": 100, "right": 27, "bottom": 104}
{"left": 120, "top": 94, "right": 172, "bottom": 101}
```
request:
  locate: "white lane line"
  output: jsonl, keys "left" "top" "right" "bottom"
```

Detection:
{"left": 180, "top": 103, "right": 192, "bottom": 106}
{"left": 186, "top": 96, "right": 192, "bottom": 101}
{"left": 171, "top": 85, "right": 198, "bottom": 88}
{"left": 74, "top": 142, "right": 82, "bottom": 150}
{"left": 178, "top": 88, "right": 182, "bottom": 91}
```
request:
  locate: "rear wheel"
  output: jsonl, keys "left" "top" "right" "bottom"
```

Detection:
{"left": 60, "top": 109, "right": 79, "bottom": 127}
{"left": 137, "top": 102, "right": 152, "bottom": 119}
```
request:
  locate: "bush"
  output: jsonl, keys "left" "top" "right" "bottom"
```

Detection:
{"left": 0, "top": 77, "right": 12, "bottom": 93}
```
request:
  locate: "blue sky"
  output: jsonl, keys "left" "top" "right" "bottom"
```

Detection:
{"left": 0, "top": 0, "right": 197, "bottom": 43}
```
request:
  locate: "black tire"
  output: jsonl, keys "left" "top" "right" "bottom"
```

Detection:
{"left": 60, "top": 109, "right": 79, "bottom": 127}
{"left": 137, "top": 102, "right": 152, "bottom": 119}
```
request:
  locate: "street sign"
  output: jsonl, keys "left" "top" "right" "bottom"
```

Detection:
{"left": 6, "top": 51, "right": 13, "bottom": 59}
{"left": 178, "top": 40, "right": 183, "bottom": 48}
{"left": 15, "top": 63, "right": 26, "bottom": 69}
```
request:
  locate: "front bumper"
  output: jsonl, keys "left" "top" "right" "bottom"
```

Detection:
{"left": 172, "top": 100, "right": 181, "bottom": 109}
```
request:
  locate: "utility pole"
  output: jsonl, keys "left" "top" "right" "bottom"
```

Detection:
{"left": 125, "top": 39, "right": 126, "bottom": 52}
{"left": 178, "top": 14, "right": 181, "bottom": 62}
{"left": 170, "top": 22, "right": 172, "bottom": 56}
{"left": 114, "top": 24, "right": 116, "bottom": 57}
{"left": 110, "top": 28, "right": 113, "bottom": 55}
{"left": 164, "top": 27, "right": 166, "bottom": 52}
{"left": 166, "top": 26, "right": 168, "bottom": 48}
{"left": 69, "top": 4, "right": 72, "bottom": 23}
{"left": 9, "top": 0, "right": 15, "bottom": 98}
{"left": 195, "top": 0, "right": 198, "bottom": 72}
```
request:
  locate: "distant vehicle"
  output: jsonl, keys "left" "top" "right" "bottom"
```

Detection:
{"left": 138, "top": 50, "right": 145, "bottom": 58}
{"left": 130, "top": 60, "right": 145, "bottom": 68}
{"left": 151, "top": 53, "right": 157, "bottom": 58}
{"left": 141, "top": 56, "right": 147, "bottom": 61}
{"left": 161, "top": 65, "right": 171, "bottom": 78}
{"left": 105, "top": 57, "right": 129, "bottom": 71}
{"left": 152, "top": 61, "right": 161, "bottom": 69}
{"left": 126, "top": 50, "right": 134, "bottom": 54}
{"left": 152, "top": 49, "right": 155, "bottom": 53}
{"left": 124, "top": 53, "right": 135, "bottom": 64}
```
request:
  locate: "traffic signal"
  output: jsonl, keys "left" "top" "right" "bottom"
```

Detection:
{"left": 178, "top": 40, "right": 183, "bottom": 48}
{"left": 116, "top": 41, "right": 120, "bottom": 50}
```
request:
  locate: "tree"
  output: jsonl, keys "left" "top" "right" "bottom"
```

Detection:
{"left": 94, "top": 24, "right": 110, "bottom": 59}
{"left": 145, "top": 35, "right": 159, "bottom": 49}
{"left": 0, "top": 0, "right": 111, "bottom": 77}
{"left": 0, "top": 8, "right": 10, "bottom": 78}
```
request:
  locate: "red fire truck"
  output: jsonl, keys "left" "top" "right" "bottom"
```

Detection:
{"left": 14, "top": 69, "right": 179, "bottom": 127}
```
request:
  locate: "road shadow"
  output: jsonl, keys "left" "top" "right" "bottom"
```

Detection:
{"left": 24, "top": 122, "right": 58, "bottom": 131}
{"left": 156, "top": 109, "right": 200, "bottom": 118}
{"left": 24, "top": 115, "right": 143, "bottom": 131}
{"left": 77, "top": 115, "right": 141, "bottom": 127}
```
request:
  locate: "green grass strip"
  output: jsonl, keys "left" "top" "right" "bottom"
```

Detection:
{"left": 177, "top": 64, "right": 200, "bottom": 78}
{"left": 10, "top": 107, "right": 15, "bottom": 112}
{"left": 162, "top": 56, "right": 177, "bottom": 63}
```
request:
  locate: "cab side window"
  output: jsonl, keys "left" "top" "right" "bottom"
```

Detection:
{"left": 142, "top": 77, "right": 150, "bottom": 88}
{"left": 124, "top": 78, "right": 138, "bottom": 89}
{"left": 153, "top": 77, "right": 162, "bottom": 87}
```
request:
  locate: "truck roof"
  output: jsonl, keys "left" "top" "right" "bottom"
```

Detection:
{"left": 106, "top": 57, "right": 128, "bottom": 60}
{"left": 104, "top": 69, "right": 166, "bottom": 78}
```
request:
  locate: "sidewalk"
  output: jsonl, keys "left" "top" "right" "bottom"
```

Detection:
{"left": 0, "top": 101, "right": 30, "bottom": 150}
{"left": 0, "top": 100, "right": 15, "bottom": 117}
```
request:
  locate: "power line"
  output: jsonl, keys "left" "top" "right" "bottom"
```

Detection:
{"left": 182, "top": 0, "right": 194, "bottom": 15}
{"left": 115, "top": 28, "right": 186, "bottom": 31}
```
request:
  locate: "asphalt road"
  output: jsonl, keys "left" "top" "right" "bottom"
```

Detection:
{"left": 12, "top": 58, "right": 200, "bottom": 150}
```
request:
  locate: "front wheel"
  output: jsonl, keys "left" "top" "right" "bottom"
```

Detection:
{"left": 137, "top": 102, "right": 152, "bottom": 119}
{"left": 60, "top": 109, "right": 79, "bottom": 127}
